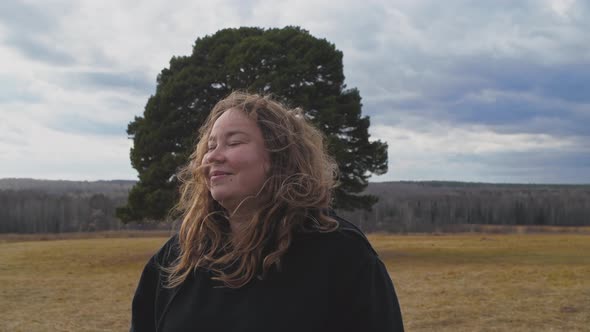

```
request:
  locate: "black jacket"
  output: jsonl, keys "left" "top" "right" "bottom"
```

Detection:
{"left": 130, "top": 215, "right": 404, "bottom": 331}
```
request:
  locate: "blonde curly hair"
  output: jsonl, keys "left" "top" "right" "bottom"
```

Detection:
{"left": 166, "top": 91, "right": 339, "bottom": 288}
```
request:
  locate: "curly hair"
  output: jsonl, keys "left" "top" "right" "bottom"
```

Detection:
{"left": 166, "top": 91, "right": 339, "bottom": 288}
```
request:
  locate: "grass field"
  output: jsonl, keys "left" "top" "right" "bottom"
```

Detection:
{"left": 1, "top": 232, "right": 588, "bottom": 331}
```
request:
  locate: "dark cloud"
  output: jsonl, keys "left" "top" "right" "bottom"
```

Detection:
{"left": 0, "top": 0, "right": 76, "bottom": 65}
{"left": 347, "top": 0, "right": 590, "bottom": 152}
{"left": 453, "top": 57, "right": 590, "bottom": 103}
{"left": 449, "top": 150, "right": 590, "bottom": 184}
{"left": 0, "top": 1, "right": 60, "bottom": 34}
{"left": 448, "top": 94, "right": 590, "bottom": 137}
{"left": 362, "top": 53, "right": 590, "bottom": 139}
{"left": 60, "top": 71, "right": 155, "bottom": 95}
{"left": 46, "top": 113, "right": 127, "bottom": 137}
{"left": 451, "top": 149, "right": 590, "bottom": 168}
{"left": 0, "top": 77, "right": 42, "bottom": 104}
{"left": 4, "top": 35, "right": 76, "bottom": 65}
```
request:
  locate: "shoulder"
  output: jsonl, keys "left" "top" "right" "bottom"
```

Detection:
{"left": 148, "top": 233, "right": 180, "bottom": 268}
{"left": 330, "top": 212, "right": 378, "bottom": 256}
{"left": 283, "top": 212, "right": 380, "bottom": 290}
{"left": 291, "top": 212, "right": 378, "bottom": 268}
{"left": 131, "top": 234, "right": 181, "bottom": 331}
{"left": 136, "top": 234, "right": 180, "bottom": 293}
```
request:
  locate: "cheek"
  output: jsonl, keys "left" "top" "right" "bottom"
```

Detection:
{"left": 200, "top": 160, "right": 211, "bottom": 183}
{"left": 235, "top": 151, "right": 269, "bottom": 179}
{"left": 256, "top": 151, "right": 271, "bottom": 175}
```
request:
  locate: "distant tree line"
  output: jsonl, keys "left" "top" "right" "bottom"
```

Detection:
{"left": 0, "top": 190, "right": 126, "bottom": 233}
{"left": 1, "top": 179, "right": 589, "bottom": 233}
{"left": 0, "top": 178, "right": 134, "bottom": 194}
{"left": 0, "top": 179, "right": 169, "bottom": 233}
{"left": 338, "top": 182, "right": 590, "bottom": 232}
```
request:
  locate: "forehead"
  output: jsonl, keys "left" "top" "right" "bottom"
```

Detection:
{"left": 209, "top": 108, "right": 259, "bottom": 138}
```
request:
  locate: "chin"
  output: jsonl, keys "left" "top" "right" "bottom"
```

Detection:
{"left": 210, "top": 192, "right": 234, "bottom": 207}
{"left": 210, "top": 190, "right": 229, "bottom": 204}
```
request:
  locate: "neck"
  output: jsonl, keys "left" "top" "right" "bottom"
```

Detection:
{"left": 219, "top": 198, "right": 260, "bottom": 240}
{"left": 228, "top": 208, "right": 254, "bottom": 241}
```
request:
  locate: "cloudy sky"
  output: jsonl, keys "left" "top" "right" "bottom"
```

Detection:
{"left": 1, "top": 0, "right": 589, "bottom": 183}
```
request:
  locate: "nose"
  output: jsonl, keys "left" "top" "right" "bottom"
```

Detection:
{"left": 204, "top": 146, "right": 226, "bottom": 164}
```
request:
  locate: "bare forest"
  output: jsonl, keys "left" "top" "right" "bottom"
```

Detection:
{"left": 0, "top": 179, "right": 153, "bottom": 233}
{"left": 339, "top": 181, "right": 590, "bottom": 232}
{"left": 1, "top": 179, "right": 589, "bottom": 233}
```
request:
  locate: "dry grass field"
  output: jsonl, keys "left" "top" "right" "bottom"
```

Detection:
{"left": 370, "top": 233, "right": 590, "bottom": 331}
{"left": 1, "top": 232, "right": 588, "bottom": 331}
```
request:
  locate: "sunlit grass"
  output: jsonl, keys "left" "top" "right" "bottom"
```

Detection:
{"left": 0, "top": 237, "right": 164, "bottom": 332}
{"left": 370, "top": 234, "right": 590, "bottom": 331}
{"left": 1, "top": 233, "right": 588, "bottom": 331}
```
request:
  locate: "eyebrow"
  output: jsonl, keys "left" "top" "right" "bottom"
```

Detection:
{"left": 208, "top": 130, "right": 249, "bottom": 142}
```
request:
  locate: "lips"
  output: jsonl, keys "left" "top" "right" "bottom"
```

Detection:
{"left": 209, "top": 170, "right": 231, "bottom": 182}
{"left": 210, "top": 170, "right": 231, "bottom": 177}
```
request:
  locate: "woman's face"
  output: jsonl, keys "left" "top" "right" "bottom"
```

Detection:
{"left": 202, "top": 108, "right": 271, "bottom": 212}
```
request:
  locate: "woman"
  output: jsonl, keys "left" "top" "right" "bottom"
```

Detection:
{"left": 130, "top": 92, "right": 404, "bottom": 331}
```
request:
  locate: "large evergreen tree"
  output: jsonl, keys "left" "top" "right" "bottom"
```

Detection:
{"left": 117, "top": 26, "right": 387, "bottom": 223}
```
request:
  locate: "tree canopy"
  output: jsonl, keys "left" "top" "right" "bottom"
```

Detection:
{"left": 117, "top": 26, "right": 388, "bottom": 223}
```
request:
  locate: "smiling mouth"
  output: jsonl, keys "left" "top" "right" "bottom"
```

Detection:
{"left": 210, "top": 171, "right": 231, "bottom": 181}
